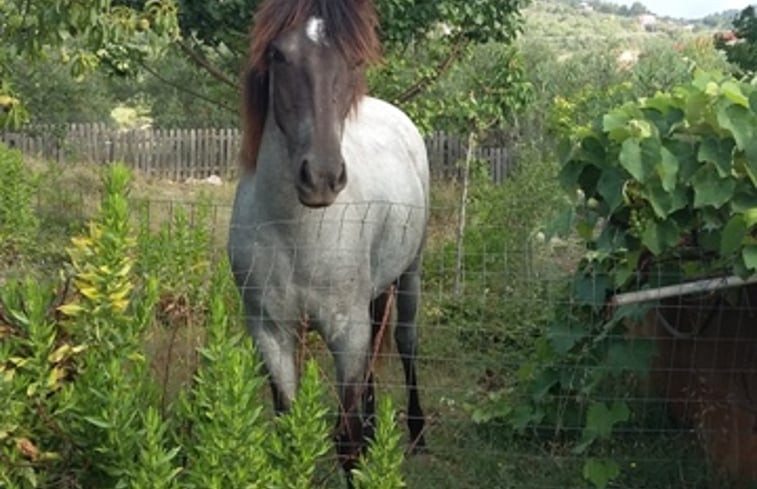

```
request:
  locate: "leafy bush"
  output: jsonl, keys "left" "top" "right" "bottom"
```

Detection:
{"left": 423, "top": 149, "right": 563, "bottom": 372}
{"left": 0, "top": 143, "right": 38, "bottom": 256}
{"left": 716, "top": 6, "right": 757, "bottom": 74}
{"left": 353, "top": 397, "right": 406, "bottom": 489}
{"left": 0, "top": 164, "right": 407, "bottom": 489}
{"left": 484, "top": 71, "right": 757, "bottom": 488}
{"left": 525, "top": 32, "right": 730, "bottom": 149}
{"left": 136, "top": 197, "right": 213, "bottom": 304}
{"left": 559, "top": 70, "right": 757, "bottom": 281}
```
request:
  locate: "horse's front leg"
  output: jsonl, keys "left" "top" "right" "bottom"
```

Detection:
{"left": 326, "top": 310, "right": 372, "bottom": 481}
{"left": 244, "top": 306, "right": 298, "bottom": 413}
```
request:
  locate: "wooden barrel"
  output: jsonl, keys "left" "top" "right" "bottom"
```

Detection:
{"left": 630, "top": 284, "right": 757, "bottom": 486}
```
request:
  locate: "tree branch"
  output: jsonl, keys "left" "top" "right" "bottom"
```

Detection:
{"left": 177, "top": 39, "right": 239, "bottom": 90}
{"left": 139, "top": 61, "right": 237, "bottom": 114}
{"left": 395, "top": 37, "right": 468, "bottom": 104}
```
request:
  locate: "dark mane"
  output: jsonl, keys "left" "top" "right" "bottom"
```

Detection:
{"left": 241, "top": 0, "right": 381, "bottom": 172}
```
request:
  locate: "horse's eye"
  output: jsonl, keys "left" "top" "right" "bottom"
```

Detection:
{"left": 269, "top": 47, "right": 287, "bottom": 64}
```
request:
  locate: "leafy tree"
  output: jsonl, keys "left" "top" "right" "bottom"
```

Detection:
{"left": 0, "top": 0, "right": 180, "bottom": 127}
{"left": 6, "top": 56, "right": 117, "bottom": 125}
{"left": 716, "top": 6, "right": 757, "bottom": 73}
{"left": 107, "top": 46, "right": 239, "bottom": 127}
{"left": 3, "top": 0, "right": 529, "bottom": 133}
{"left": 701, "top": 9, "right": 739, "bottom": 29}
{"left": 112, "top": 0, "right": 530, "bottom": 133}
{"left": 626, "top": 2, "right": 649, "bottom": 16}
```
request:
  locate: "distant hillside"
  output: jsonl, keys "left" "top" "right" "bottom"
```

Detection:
{"left": 523, "top": 1, "right": 637, "bottom": 41}
{"left": 522, "top": 0, "right": 722, "bottom": 50}
{"left": 563, "top": 0, "right": 650, "bottom": 17}
{"left": 698, "top": 9, "right": 739, "bottom": 29}
{"left": 539, "top": 0, "right": 739, "bottom": 28}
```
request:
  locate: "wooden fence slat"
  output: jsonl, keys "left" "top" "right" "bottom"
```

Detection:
{"left": 171, "top": 128, "right": 178, "bottom": 181}
{"left": 0, "top": 124, "right": 514, "bottom": 184}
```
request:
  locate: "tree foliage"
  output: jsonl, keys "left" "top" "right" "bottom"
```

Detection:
{"left": 716, "top": 6, "right": 757, "bottom": 73}
{"left": 0, "top": 0, "right": 180, "bottom": 127}
{"left": 558, "top": 0, "right": 649, "bottom": 17}
{"left": 114, "top": 0, "right": 530, "bottom": 133}
{"left": 3, "top": 0, "right": 529, "bottom": 133}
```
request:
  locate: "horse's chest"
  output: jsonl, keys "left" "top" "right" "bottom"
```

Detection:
{"left": 237, "top": 230, "right": 371, "bottom": 309}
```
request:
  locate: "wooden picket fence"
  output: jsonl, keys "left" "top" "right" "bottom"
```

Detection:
{"left": 0, "top": 123, "right": 513, "bottom": 183}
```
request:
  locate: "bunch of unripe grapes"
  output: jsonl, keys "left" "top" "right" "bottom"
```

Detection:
{"left": 628, "top": 207, "right": 653, "bottom": 236}
{"left": 623, "top": 181, "right": 652, "bottom": 237}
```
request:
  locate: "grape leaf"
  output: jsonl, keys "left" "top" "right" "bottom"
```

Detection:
{"left": 743, "top": 245, "right": 757, "bottom": 271}
{"left": 721, "top": 215, "right": 747, "bottom": 256}
{"left": 717, "top": 103, "right": 754, "bottom": 151}
{"left": 658, "top": 146, "right": 679, "bottom": 192}
{"left": 697, "top": 137, "right": 734, "bottom": 178}
{"left": 692, "top": 164, "right": 736, "bottom": 209}
{"left": 641, "top": 219, "right": 679, "bottom": 255}
{"left": 583, "top": 402, "right": 630, "bottom": 440}
{"left": 606, "top": 339, "right": 655, "bottom": 372}
{"left": 744, "top": 139, "right": 757, "bottom": 187}
{"left": 619, "top": 138, "right": 644, "bottom": 181}
{"left": 597, "top": 167, "right": 624, "bottom": 213}
{"left": 721, "top": 80, "right": 749, "bottom": 107}
{"left": 602, "top": 109, "right": 630, "bottom": 136}
{"left": 583, "top": 458, "right": 620, "bottom": 489}
{"left": 643, "top": 179, "right": 673, "bottom": 219}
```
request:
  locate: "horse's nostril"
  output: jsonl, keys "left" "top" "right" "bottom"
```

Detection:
{"left": 334, "top": 162, "right": 347, "bottom": 190}
{"left": 299, "top": 159, "right": 313, "bottom": 188}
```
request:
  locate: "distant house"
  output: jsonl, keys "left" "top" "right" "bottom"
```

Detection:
{"left": 579, "top": 1, "right": 593, "bottom": 12}
{"left": 718, "top": 30, "right": 741, "bottom": 46}
{"left": 637, "top": 14, "right": 657, "bottom": 32}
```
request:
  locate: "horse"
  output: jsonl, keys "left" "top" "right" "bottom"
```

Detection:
{"left": 227, "top": 0, "right": 429, "bottom": 481}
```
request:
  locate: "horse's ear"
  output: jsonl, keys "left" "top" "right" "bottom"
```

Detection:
{"left": 241, "top": 67, "right": 269, "bottom": 172}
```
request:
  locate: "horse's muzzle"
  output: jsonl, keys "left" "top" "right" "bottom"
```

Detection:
{"left": 295, "top": 158, "right": 347, "bottom": 208}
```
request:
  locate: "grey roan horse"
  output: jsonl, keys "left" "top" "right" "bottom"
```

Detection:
{"left": 227, "top": 0, "right": 429, "bottom": 481}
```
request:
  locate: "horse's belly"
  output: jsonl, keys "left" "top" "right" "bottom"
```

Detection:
{"left": 231, "top": 214, "right": 421, "bottom": 324}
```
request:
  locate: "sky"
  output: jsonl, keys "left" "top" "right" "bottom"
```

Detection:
{"left": 607, "top": 0, "right": 753, "bottom": 19}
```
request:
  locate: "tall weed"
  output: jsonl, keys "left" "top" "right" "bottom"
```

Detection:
{"left": 0, "top": 143, "right": 38, "bottom": 257}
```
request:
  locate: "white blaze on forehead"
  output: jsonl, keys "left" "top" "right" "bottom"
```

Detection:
{"left": 306, "top": 16, "right": 326, "bottom": 44}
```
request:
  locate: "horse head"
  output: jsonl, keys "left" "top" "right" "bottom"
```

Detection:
{"left": 242, "top": 0, "right": 380, "bottom": 208}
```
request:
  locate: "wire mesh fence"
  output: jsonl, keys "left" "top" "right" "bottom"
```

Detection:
{"left": 7, "top": 181, "right": 757, "bottom": 488}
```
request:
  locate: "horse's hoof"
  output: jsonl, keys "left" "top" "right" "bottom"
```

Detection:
{"left": 408, "top": 437, "right": 429, "bottom": 456}
{"left": 409, "top": 445, "right": 430, "bottom": 456}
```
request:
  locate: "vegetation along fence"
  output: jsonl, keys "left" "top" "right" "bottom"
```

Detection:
{"left": 4, "top": 142, "right": 757, "bottom": 488}
{"left": 0, "top": 123, "right": 513, "bottom": 183}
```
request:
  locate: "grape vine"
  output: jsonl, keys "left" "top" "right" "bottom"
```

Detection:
{"left": 510, "top": 70, "right": 757, "bottom": 488}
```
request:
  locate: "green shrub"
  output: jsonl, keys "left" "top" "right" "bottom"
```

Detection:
{"left": 353, "top": 397, "right": 406, "bottom": 489}
{"left": 423, "top": 150, "right": 563, "bottom": 368}
{"left": 176, "top": 265, "right": 273, "bottom": 489}
{"left": 0, "top": 143, "right": 38, "bottom": 256}
{"left": 502, "top": 70, "right": 757, "bottom": 488}
{"left": 136, "top": 197, "right": 213, "bottom": 304}
{"left": 0, "top": 164, "right": 408, "bottom": 489}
